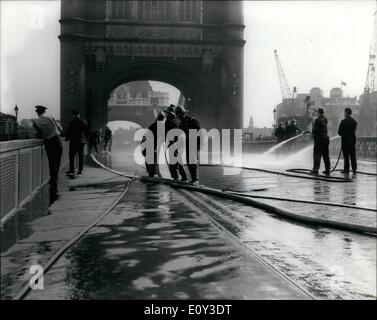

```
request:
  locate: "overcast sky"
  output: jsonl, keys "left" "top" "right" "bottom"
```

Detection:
{"left": 1, "top": 1, "right": 375, "bottom": 127}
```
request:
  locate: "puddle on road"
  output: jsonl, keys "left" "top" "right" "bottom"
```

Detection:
{"left": 1, "top": 184, "right": 51, "bottom": 253}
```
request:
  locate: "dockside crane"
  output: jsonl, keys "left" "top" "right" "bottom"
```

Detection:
{"left": 364, "top": 3, "right": 376, "bottom": 93}
{"left": 274, "top": 49, "right": 296, "bottom": 99}
{"left": 274, "top": 50, "right": 301, "bottom": 128}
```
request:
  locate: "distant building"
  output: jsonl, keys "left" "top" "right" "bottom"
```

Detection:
{"left": 243, "top": 116, "right": 274, "bottom": 142}
{"left": 108, "top": 81, "right": 169, "bottom": 109}
{"left": 0, "top": 112, "right": 17, "bottom": 141}
{"left": 358, "top": 91, "right": 377, "bottom": 137}
{"left": 276, "top": 87, "right": 360, "bottom": 136}
{"left": 18, "top": 119, "right": 37, "bottom": 139}
{"left": 322, "top": 88, "right": 359, "bottom": 136}
{"left": 275, "top": 93, "right": 310, "bottom": 132}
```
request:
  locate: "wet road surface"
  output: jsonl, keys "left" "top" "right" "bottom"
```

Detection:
{"left": 26, "top": 181, "right": 307, "bottom": 300}
{"left": 106, "top": 151, "right": 377, "bottom": 299}
{"left": 3, "top": 150, "right": 376, "bottom": 300}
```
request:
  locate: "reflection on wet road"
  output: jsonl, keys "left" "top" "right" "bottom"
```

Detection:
{"left": 1, "top": 185, "right": 51, "bottom": 254}
{"left": 27, "top": 181, "right": 307, "bottom": 300}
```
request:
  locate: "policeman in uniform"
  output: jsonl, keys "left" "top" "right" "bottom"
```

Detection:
{"left": 338, "top": 107, "right": 358, "bottom": 174}
{"left": 311, "top": 108, "right": 331, "bottom": 175}
{"left": 32, "top": 105, "right": 63, "bottom": 200}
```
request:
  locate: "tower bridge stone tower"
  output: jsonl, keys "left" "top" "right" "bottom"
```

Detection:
{"left": 60, "top": 0, "right": 245, "bottom": 130}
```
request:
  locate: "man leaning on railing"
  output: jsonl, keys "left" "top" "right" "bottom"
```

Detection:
{"left": 32, "top": 105, "right": 63, "bottom": 203}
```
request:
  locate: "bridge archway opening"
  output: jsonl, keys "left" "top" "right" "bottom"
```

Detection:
{"left": 107, "top": 120, "right": 142, "bottom": 151}
{"left": 106, "top": 80, "right": 183, "bottom": 129}
{"left": 89, "top": 60, "right": 210, "bottom": 131}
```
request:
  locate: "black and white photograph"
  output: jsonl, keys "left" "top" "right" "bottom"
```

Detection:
{"left": 0, "top": 0, "right": 376, "bottom": 305}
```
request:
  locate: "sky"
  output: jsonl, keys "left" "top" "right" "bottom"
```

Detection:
{"left": 0, "top": 0, "right": 375, "bottom": 127}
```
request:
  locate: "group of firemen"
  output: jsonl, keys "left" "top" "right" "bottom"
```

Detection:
{"left": 141, "top": 104, "right": 201, "bottom": 185}
{"left": 310, "top": 107, "right": 357, "bottom": 175}
{"left": 32, "top": 102, "right": 357, "bottom": 204}
{"left": 274, "top": 119, "right": 302, "bottom": 142}
{"left": 274, "top": 107, "right": 358, "bottom": 176}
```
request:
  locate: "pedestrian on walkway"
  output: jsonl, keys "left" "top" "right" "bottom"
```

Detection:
{"left": 88, "top": 129, "right": 102, "bottom": 154}
{"left": 141, "top": 112, "right": 165, "bottom": 177}
{"left": 32, "top": 105, "right": 63, "bottom": 201}
{"left": 175, "top": 105, "right": 201, "bottom": 185}
{"left": 338, "top": 107, "right": 358, "bottom": 174}
{"left": 104, "top": 125, "right": 112, "bottom": 152}
{"left": 311, "top": 108, "right": 331, "bottom": 175}
{"left": 65, "top": 110, "right": 88, "bottom": 175}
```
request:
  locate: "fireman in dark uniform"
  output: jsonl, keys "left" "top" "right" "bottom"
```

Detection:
{"left": 283, "top": 120, "right": 290, "bottom": 140}
{"left": 287, "top": 119, "right": 301, "bottom": 138}
{"left": 311, "top": 108, "right": 331, "bottom": 175}
{"left": 274, "top": 122, "right": 285, "bottom": 142}
{"left": 338, "top": 107, "right": 357, "bottom": 174}
{"left": 175, "top": 105, "right": 201, "bottom": 185}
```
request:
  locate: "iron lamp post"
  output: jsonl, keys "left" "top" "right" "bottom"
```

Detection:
{"left": 14, "top": 105, "right": 19, "bottom": 139}
{"left": 14, "top": 105, "right": 19, "bottom": 122}
{"left": 304, "top": 96, "right": 311, "bottom": 130}
{"left": 273, "top": 108, "right": 277, "bottom": 132}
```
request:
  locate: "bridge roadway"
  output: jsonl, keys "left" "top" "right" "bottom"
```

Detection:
{"left": 1, "top": 151, "right": 376, "bottom": 300}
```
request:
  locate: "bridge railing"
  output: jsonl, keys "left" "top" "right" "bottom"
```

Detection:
{"left": 0, "top": 139, "right": 68, "bottom": 220}
{"left": 243, "top": 136, "right": 376, "bottom": 159}
{"left": 356, "top": 137, "right": 377, "bottom": 159}
{"left": 329, "top": 137, "right": 377, "bottom": 159}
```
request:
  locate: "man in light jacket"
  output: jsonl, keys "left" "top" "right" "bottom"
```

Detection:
{"left": 32, "top": 105, "right": 63, "bottom": 201}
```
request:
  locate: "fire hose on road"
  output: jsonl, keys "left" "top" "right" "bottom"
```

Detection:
{"left": 143, "top": 178, "right": 377, "bottom": 236}
{"left": 222, "top": 189, "right": 376, "bottom": 212}
{"left": 90, "top": 155, "right": 377, "bottom": 236}
{"left": 13, "top": 154, "right": 375, "bottom": 300}
{"left": 200, "top": 164, "right": 354, "bottom": 183}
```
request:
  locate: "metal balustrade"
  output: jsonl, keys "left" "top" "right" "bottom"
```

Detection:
{"left": 330, "top": 137, "right": 377, "bottom": 159}
{"left": 0, "top": 139, "right": 68, "bottom": 221}
{"left": 243, "top": 136, "right": 376, "bottom": 159}
{"left": 356, "top": 137, "right": 377, "bottom": 159}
